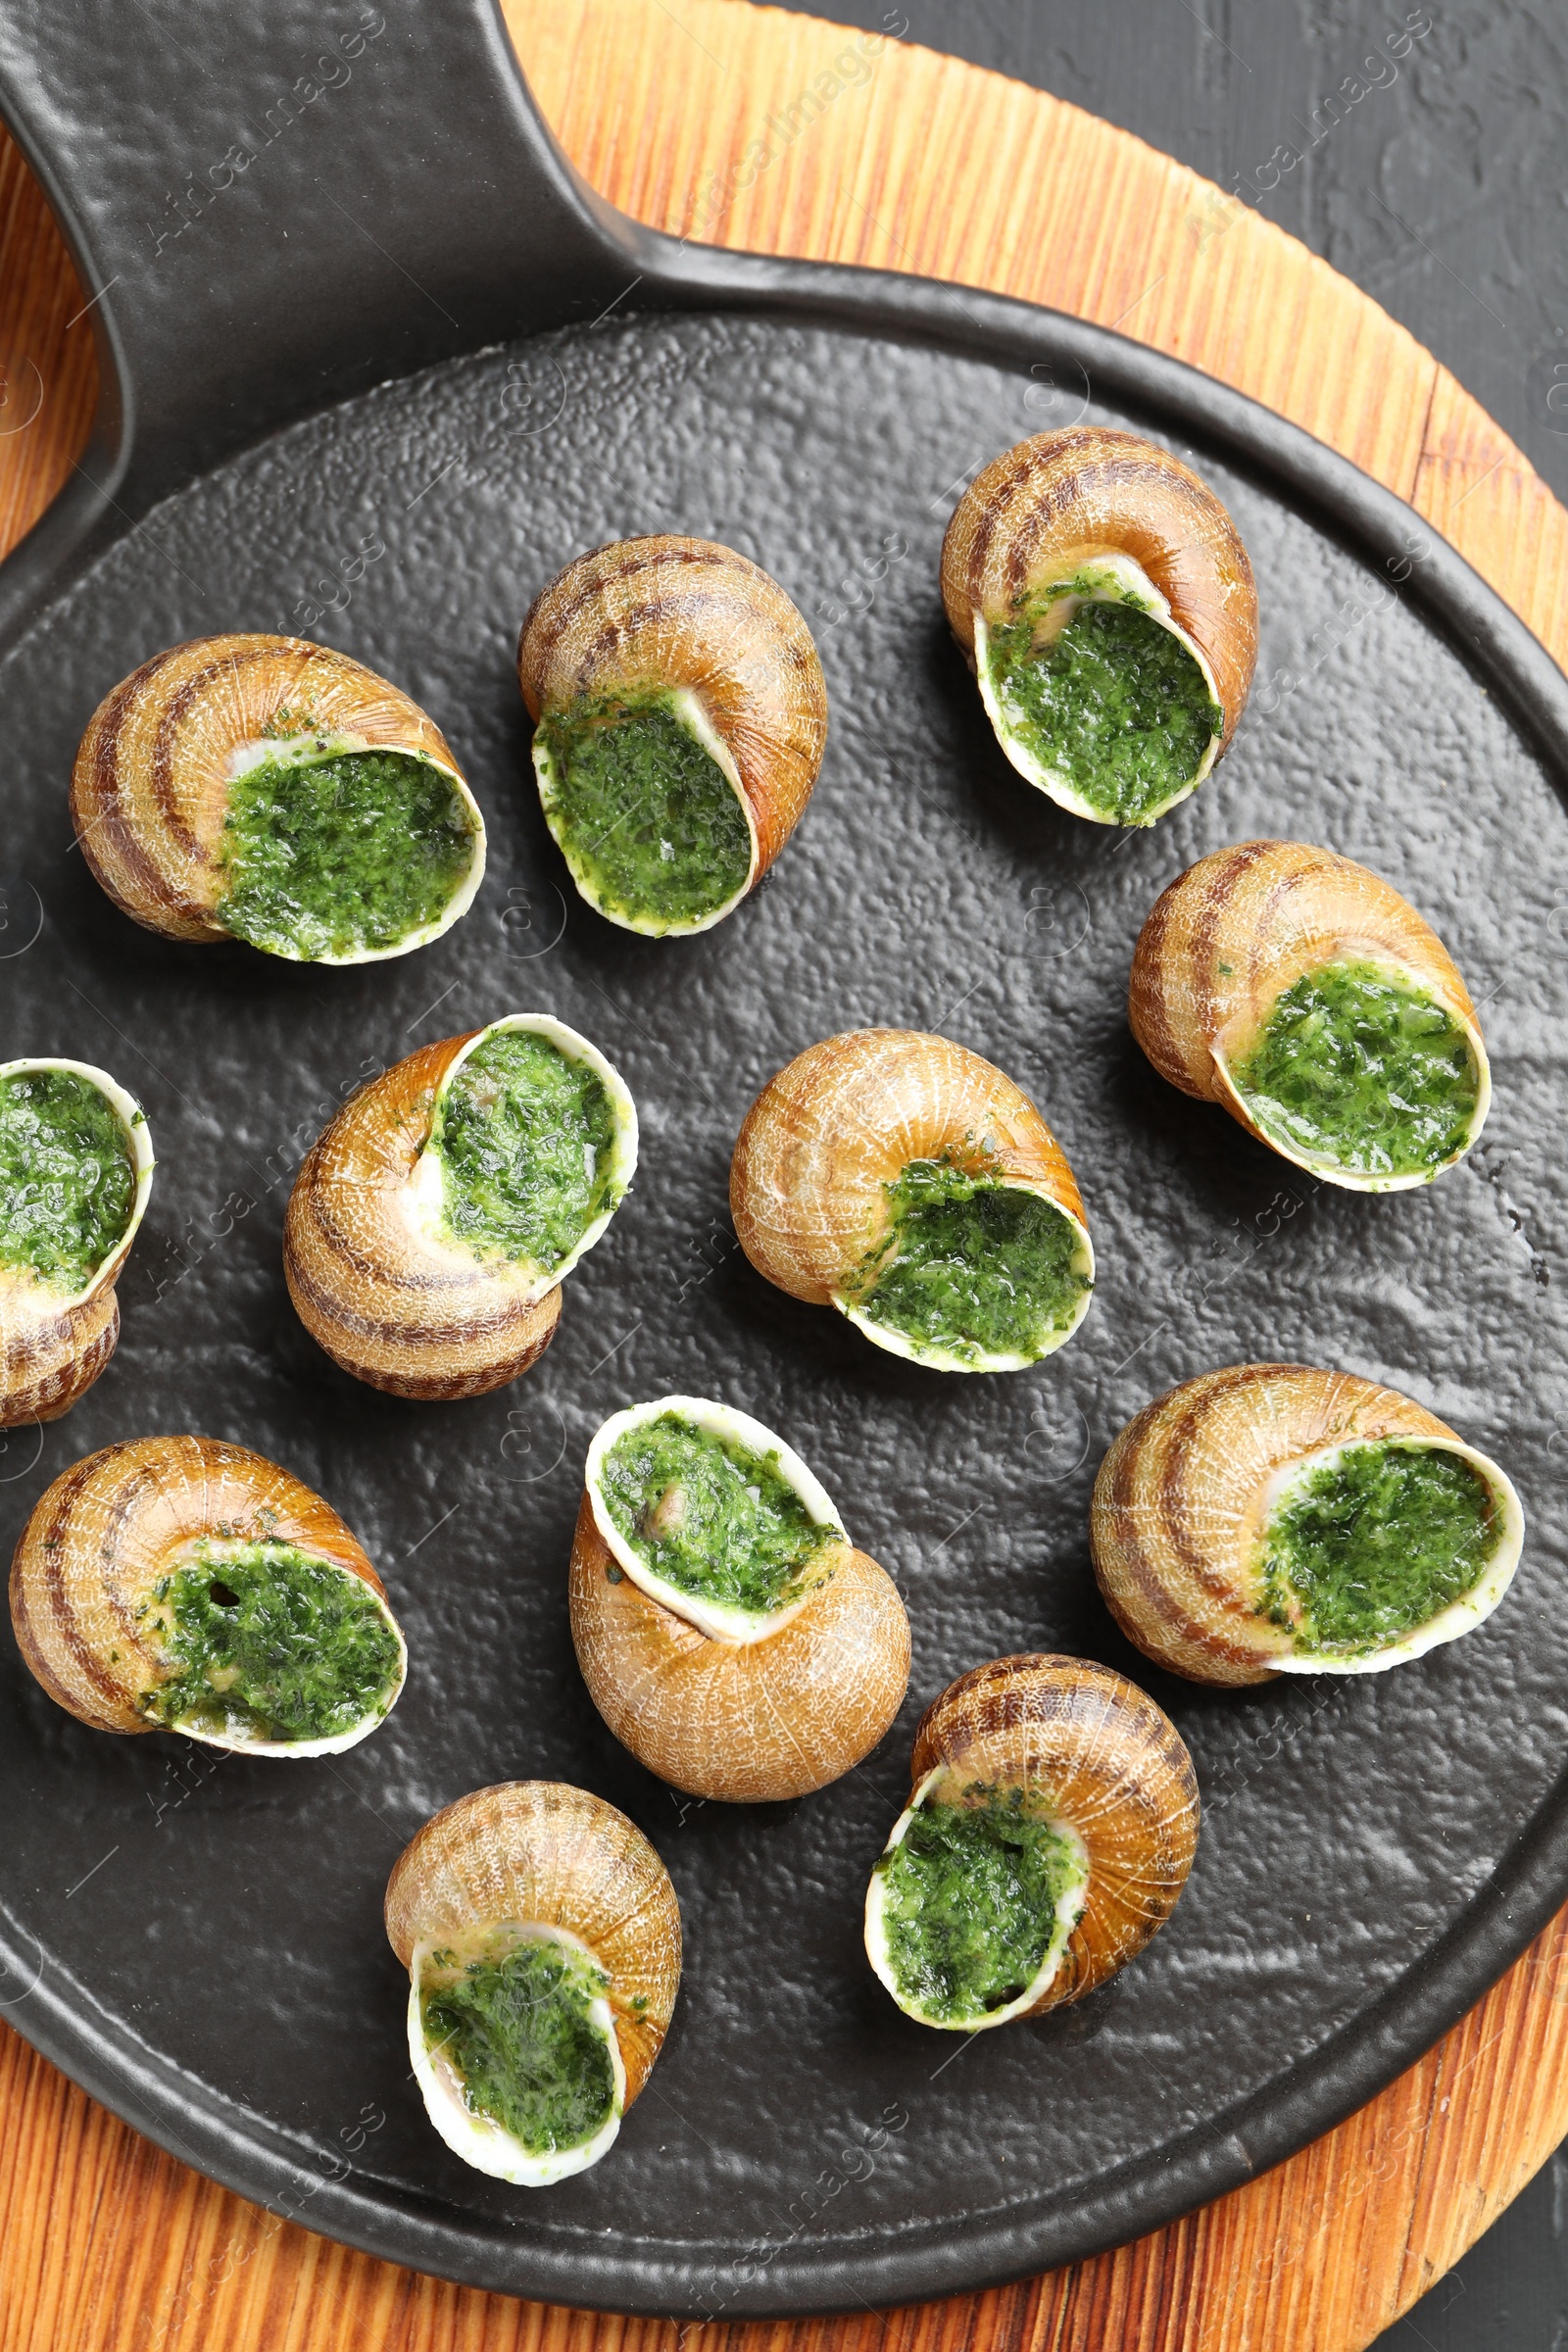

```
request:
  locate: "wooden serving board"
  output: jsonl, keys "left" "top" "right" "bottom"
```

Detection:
{"left": 2, "top": 4, "right": 1567, "bottom": 2347}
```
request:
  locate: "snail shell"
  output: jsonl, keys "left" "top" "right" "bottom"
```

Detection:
{"left": 0, "top": 1058, "right": 154, "bottom": 1427}
{"left": 863, "top": 1654, "right": 1198, "bottom": 2029}
{"left": 71, "top": 634, "right": 485, "bottom": 960}
{"left": 284, "top": 1013, "right": 636, "bottom": 1399}
{"left": 730, "top": 1029, "right": 1094, "bottom": 1372}
{"left": 941, "top": 428, "right": 1256, "bottom": 825}
{"left": 1129, "top": 841, "right": 1490, "bottom": 1190}
{"left": 385, "top": 1781, "right": 681, "bottom": 2184}
{"left": 517, "top": 536, "right": 827, "bottom": 936}
{"left": 9, "top": 1434, "right": 407, "bottom": 1753}
{"left": 568, "top": 1396, "right": 910, "bottom": 1802}
{"left": 1091, "top": 1364, "right": 1524, "bottom": 1686}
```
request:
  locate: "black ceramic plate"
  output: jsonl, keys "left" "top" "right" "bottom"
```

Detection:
{"left": 2, "top": 0, "right": 1568, "bottom": 2323}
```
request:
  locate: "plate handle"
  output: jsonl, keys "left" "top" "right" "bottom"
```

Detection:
{"left": 0, "top": 0, "right": 648, "bottom": 518}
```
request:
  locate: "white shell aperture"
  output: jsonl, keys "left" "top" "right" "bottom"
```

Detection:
{"left": 862, "top": 1764, "right": 1091, "bottom": 2032}
{"left": 405, "top": 1012, "right": 640, "bottom": 1299}
{"left": 408, "top": 1921, "right": 627, "bottom": 2187}
{"left": 1258, "top": 1437, "right": 1524, "bottom": 1676}
{"left": 584, "top": 1395, "right": 847, "bottom": 1646}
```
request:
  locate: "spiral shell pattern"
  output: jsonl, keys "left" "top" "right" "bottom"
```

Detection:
{"left": 0, "top": 1059, "right": 154, "bottom": 1428}
{"left": 2, "top": 1286, "right": 119, "bottom": 1429}
{"left": 866, "top": 1654, "right": 1199, "bottom": 2022}
{"left": 9, "top": 1434, "right": 394, "bottom": 1740}
{"left": 941, "top": 427, "right": 1257, "bottom": 748}
{"left": 569, "top": 1492, "right": 909, "bottom": 1804}
{"left": 385, "top": 1781, "right": 681, "bottom": 2109}
{"left": 730, "top": 1029, "right": 1092, "bottom": 1365}
{"left": 517, "top": 536, "right": 827, "bottom": 920}
{"left": 1129, "top": 840, "right": 1490, "bottom": 1188}
{"left": 70, "top": 633, "right": 482, "bottom": 953}
{"left": 283, "top": 1017, "right": 633, "bottom": 1399}
{"left": 1091, "top": 1364, "right": 1523, "bottom": 1685}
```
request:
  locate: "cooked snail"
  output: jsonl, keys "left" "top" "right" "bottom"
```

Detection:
{"left": 569, "top": 1396, "right": 909, "bottom": 1802}
{"left": 1092, "top": 1364, "right": 1524, "bottom": 1686}
{"left": 1129, "top": 841, "right": 1490, "bottom": 1190}
{"left": 385, "top": 1781, "right": 681, "bottom": 2185}
{"left": 0, "top": 1057, "right": 154, "bottom": 1425}
{"left": 9, "top": 1435, "right": 406, "bottom": 1752}
{"left": 284, "top": 1013, "right": 636, "bottom": 1398}
{"left": 864, "top": 1654, "right": 1198, "bottom": 2030}
{"left": 941, "top": 427, "right": 1256, "bottom": 826}
{"left": 730, "top": 1029, "right": 1094, "bottom": 1372}
{"left": 517, "top": 536, "right": 827, "bottom": 936}
{"left": 71, "top": 634, "right": 485, "bottom": 961}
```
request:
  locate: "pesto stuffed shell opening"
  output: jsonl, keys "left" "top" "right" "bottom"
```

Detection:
{"left": 864, "top": 1765, "right": 1090, "bottom": 2030}
{"left": 1254, "top": 1436, "right": 1522, "bottom": 1674}
{"left": 974, "top": 557, "right": 1225, "bottom": 829}
{"left": 133, "top": 1536, "right": 408, "bottom": 1754}
{"left": 284, "top": 1015, "right": 634, "bottom": 1399}
{"left": 410, "top": 1921, "right": 626, "bottom": 2186}
{"left": 9, "top": 1435, "right": 407, "bottom": 1753}
{"left": 1129, "top": 844, "right": 1490, "bottom": 1192}
{"left": 412, "top": 1014, "right": 639, "bottom": 1299}
{"left": 70, "top": 634, "right": 486, "bottom": 964}
{"left": 0, "top": 1058, "right": 154, "bottom": 1310}
{"left": 731, "top": 1031, "right": 1096, "bottom": 1376}
{"left": 585, "top": 1396, "right": 849, "bottom": 1644}
{"left": 385, "top": 1782, "right": 681, "bottom": 2189}
{"left": 518, "top": 537, "right": 828, "bottom": 941}
{"left": 941, "top": 431, "right": 1255, "bottom": 832}
{"left": 1091, "top": 1365, "right": 1524, "bottom": 1687}
{"left": 837, "top": 1165, "right": 1095, "bottom": 1374}
{"left": 216, "top": 730, "right": 486, "bottom": 963}
{"left": 533, "top": 688, "right": 760, "bottom": 938}
{"left": 0, "top": 1059, "right": 155, "bottom": 1427}
{"left": 1211, "top": 955, "right": 1490, "bottom": 1192}
{"left": 863, "top": 1654, "right": 1198, "bottom": 2029}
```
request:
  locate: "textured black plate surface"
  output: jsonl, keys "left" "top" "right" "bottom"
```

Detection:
{"left": 2, "top": 1, "right": 1568, "bottom": 2322}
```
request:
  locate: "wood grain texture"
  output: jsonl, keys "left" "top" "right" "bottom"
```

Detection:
{"left": 2, "top": 2, "right": 1567, "bottom": 2347}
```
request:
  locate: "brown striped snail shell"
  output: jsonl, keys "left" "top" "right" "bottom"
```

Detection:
{"left": 71, "top": 634, "right": 485, "bottom": 960}
{"left": 284, "top": 1013, "right": 636, "bottom": 1399}
{"left": 385, "top": 1781, "right": 681, "bottom": 2184}
{"left": 1129, "top": 840, "right": 1490, "bottom": 1190}
{"left": 863, "top": 1654, "right": 1198, "bottom": 2030}
{"left": 729, "top": 1029, "right": 1094, "bottom": 1372}
{"left": 517, "top": 536, "right": 828, "bottom": 936}
{"left": 9, "top": 1434, "right": 407, "bottom": 1753}
{"left": 1091, "top": 1364, "right": 1524, "bottom": 1687}
{"left": 0, "top": 1058, "right": 154, "bottom": 1427}
{"left": 568, "top": 1396, "right": 910, "bottom": 1803}
{"left": 941, "top": 427, "right": 1256, "bottom": 825}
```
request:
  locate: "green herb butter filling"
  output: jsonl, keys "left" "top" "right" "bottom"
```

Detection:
{"left": 436, "top": 1029, "right": 620, "bottom": 1273}
{"left": 135, "top": 1541, "right": 403, "bottom": 1744}
{"left": 535, "top": 698, "right": 753, "bottom": 931}
{"left": 876, "top": 1790, "right": 1085, "bottom": 2023}
{"left": 850, "top": 1160, "right": 1091, "bottom": 1366}
{"left": 599, "top": 1411, "right": 841, "bottom": 1618}
{"left": 0, "top": 1069, "right": 137, "bottom": 1293}
{"left": 421, "top": 1938, "right": 617, "bottom": 2157}
{"left": 986, "top": 597, "right": 1223, "bottom": 825}
{"left": 217, "top": 747, "right": 478, "bottom": 959}
{"left": 1258, "top": 1442, "right": 1500, "bottom": 1658}
{"left": 1228, "top": 961, "right": 1482, "bottom": 1181}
